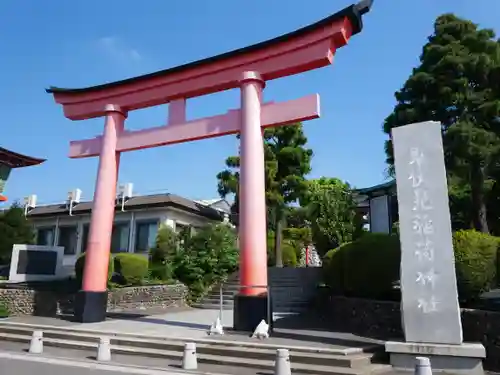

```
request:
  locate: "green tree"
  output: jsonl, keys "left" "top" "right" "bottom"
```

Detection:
{"left": 217, "top": 124, "right": 313, "bottom": 267}
{"left": 382, "top": 14, "right": 500, "bottom": 233}
{"left": 0, "top": 202, "right": 35, "bottom": 264}
{"left": 302, "top": 177, "right": 360, "bottom": 256}
{"left": 172, "top": 223, "right": 238, "bottom": 299}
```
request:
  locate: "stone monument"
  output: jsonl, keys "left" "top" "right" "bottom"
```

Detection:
{"left": 385, "top": 121, "right": 486, "bottom": 375}
{"left": 8, "top": 244, "right": 64, "bottom": 283}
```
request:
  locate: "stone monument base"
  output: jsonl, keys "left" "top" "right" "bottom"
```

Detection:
{"left": 385, "top": 341, "right": 485, "bottom": 375}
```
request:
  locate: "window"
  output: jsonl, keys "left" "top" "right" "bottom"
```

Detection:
{"left": 36, "top": 227, "right": 55, "bottom": 246}
{"left": 81, "top": 224, "right": 90, "bottom": 253}
{"left": 57, "top": 226, "right": 78, "bottom": 255}
{"left": 81, "top": 222, "right": 130, "bottom": 253}
{"left": 111, "top": 222, "right": 130, "bottom": 253}
{"left": 134, "top": 220, "right": 159, "bottom": 253}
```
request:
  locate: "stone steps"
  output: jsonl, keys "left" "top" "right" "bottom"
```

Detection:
{"left": 194, "top": 268, "right": 322, "bottom": 312}
{"left": 0, "top": 322, "right": 388, "bottom": 375}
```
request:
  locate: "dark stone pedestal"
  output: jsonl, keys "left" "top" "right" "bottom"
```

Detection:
{"left": 74, "top": 290, "right": 108, "bottom": 323}
{"left": 233, "top": 293, "right": 272, "bottom": 332}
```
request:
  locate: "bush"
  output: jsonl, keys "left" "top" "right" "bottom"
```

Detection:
{"left": 0, "top": 302, "right": 9, "bottom": 318}
{"left": 171, "top": 223, "right": 238, "bottom": 300}
{"left": 323, "top": 233, "right": 401, "bottom": 300}
{"left": 114, "top": 253, "right": 149, "bottom": 286}
{"left": 150, "top": 225, "right": 178, "bottom": 264}
{"left": 453, "top": 230, "right": 499, "bottom": 303}
{"left": 323, "top": 229, "right": 500, "bottom": 304}
{"left": 75, "top": 252, "right": 114, "bottom": 288}
{"left": 0, "top": 203, "right": 35, "bottom": 265}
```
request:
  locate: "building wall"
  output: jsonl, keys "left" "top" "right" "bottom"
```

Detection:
{"left": 28, "top": 206, "right": 220, "bottom": 275}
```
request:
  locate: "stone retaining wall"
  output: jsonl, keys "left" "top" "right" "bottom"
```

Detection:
{"left": 0, "top": 283, "right": 188, "bottom": 317}
{"left": 319, "top": 295, "right": 500, "bottom": 371}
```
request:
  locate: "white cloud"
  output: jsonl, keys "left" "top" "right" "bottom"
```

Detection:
{"left": 97, "top": 36, "right": 143, "bottom": 63}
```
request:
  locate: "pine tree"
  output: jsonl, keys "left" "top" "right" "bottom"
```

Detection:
{"left": 383, "top": 14, "right": 500, "bottom": 233}
{"left": 217, "top": 124, "right": 313, "bottom": 266}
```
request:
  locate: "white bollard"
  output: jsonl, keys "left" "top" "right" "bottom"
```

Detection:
{"left": 274, "top": 349, "right": 291, "bottom": 375}
{"left": 415, "top": 356, "right": 433, "bottom": 375}
{"left": 29, "top": 330, "right": 43, "bottom": 354}
{"left": 182, "top": 342, "right": 198, "bottom": 370}
{"left": 97, "top": 337, "right": 111, "bottom": 362}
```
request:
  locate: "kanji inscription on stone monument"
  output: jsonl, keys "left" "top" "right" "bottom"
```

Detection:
{"left": 392, "top": 121, "right": 463, "bottom": 345}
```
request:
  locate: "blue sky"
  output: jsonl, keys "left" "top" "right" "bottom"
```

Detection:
{"left": 1, "top": 0, "right": 499, "bottom": 206}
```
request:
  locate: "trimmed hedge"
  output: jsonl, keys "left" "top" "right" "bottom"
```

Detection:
{"left": 75, "top": 253, "right": 114, "bottom": 288}
{"left": 323, "top": 230, "right": 500, "bottom": 303}
{"left": 114, "top": 253, "right": 149, "bottom": 286}
{"left": 323, "top": 233, "right": 401, "bottom": 300}
{"left": 0, "top": 302, "right": 9, "bottom": 318}
{"left": 453, "top": 230, "right": 499, "bottom": 303}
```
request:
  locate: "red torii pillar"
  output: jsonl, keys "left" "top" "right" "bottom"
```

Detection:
{"left": 46, "top": 1, "right": 373, "bottom": 330}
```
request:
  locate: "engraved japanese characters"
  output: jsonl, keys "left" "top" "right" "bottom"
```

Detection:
{"left": 392, "top": 121, "right": 463, "bottom": 345}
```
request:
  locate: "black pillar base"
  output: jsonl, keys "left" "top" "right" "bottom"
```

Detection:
{"left": 233, "top": 293, "right": 273, "bottom": 332}
{"left": 74, "top": 290, "right": 108, "bottom": 323}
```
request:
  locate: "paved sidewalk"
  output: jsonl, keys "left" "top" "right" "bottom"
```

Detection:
{"left": 5, "top": 308, "right": 232, "bottom": 339}
{"left": 3, "top": 309, "right": 381, "bottom": 350}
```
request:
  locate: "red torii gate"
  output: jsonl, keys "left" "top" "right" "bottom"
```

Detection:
{"left": 47, "top": 1, "right": 373, "bottom": 329}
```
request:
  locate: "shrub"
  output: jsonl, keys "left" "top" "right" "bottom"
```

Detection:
{"left": 323, "top": 233, "right": 401, "bottom": 300}
{"left": 323, "top": 229, "right": 500, "bottom": 304}
{"left": 75, "top": 252, "right": 114, "bottom": 288}
{"left": 453, "top": 229, "right": 499, "bottom": 303}
{"left": 0, "top": 203, "right": 35, "bottom": 265}
{"left": 0, "top": 302, "right": 9, "bottom": 318}
{"left": 148, "top": 262, "right": 174, "bottom": 282}
{"left": 114, "top": 253, "right": 149, "bottom": 286}
{"left": 150, "top": 225, "right": 178, "bottom": 264}
{"left": 172, "top": 223, "right": 238, "bottom": 300}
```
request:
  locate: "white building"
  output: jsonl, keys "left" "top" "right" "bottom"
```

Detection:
{"left": 24, "top": 190, "right": 231, "bottom": 272}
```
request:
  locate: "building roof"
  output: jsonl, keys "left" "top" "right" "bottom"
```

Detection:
{"left": 354, "top": 180, "right": 396, "bottom": 196}
{"left": 0, "top": 147, "right": 46, "bottom": 168}
{"left": 26, "top": 193, "right": 224, "bottom": 220}
{"left": 46, "top": 0, "right": 373, "bottom": 95}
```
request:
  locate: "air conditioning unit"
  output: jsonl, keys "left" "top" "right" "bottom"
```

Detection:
{"left": 117, "top": 182, "right": 133, "bottom": 211}
{"left": 67, "top": 188, "right": 82, "bottom": 204}
{"left": 118, "top": 183, "right": 133, "bottom": 199}
{"left": 67, "top": 188, "right": 82, "bottom": 216}
{"left": 23, "top": 194, "right": 37, "bottom": 215}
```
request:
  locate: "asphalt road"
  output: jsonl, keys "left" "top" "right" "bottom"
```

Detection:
{"left": 0, "top": 353, "right": 194, "bottom": 375}
{"left": 0, "top": 357, "right": 135, "bottom": 375}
